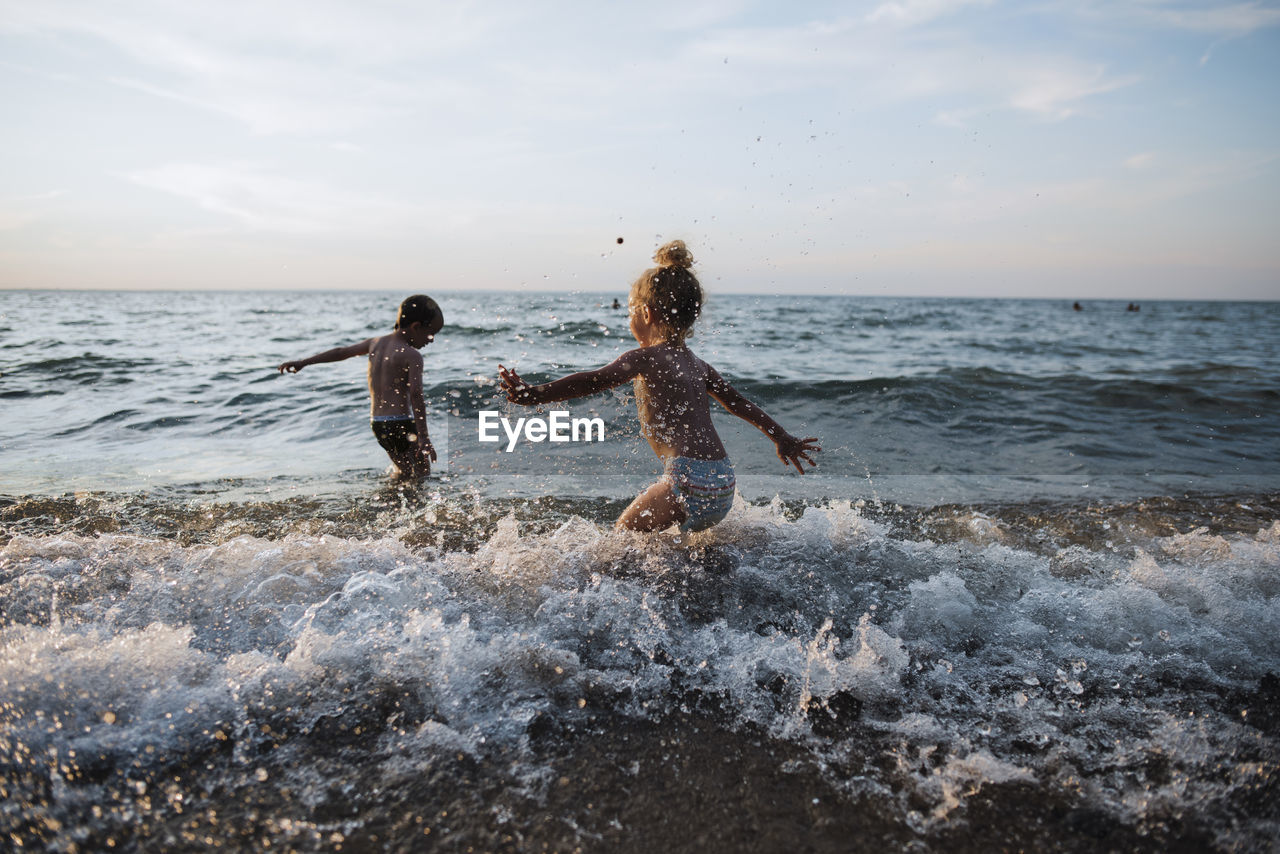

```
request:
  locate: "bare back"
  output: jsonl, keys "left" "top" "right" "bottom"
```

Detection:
{"left": 367, "top": 333, "right": 423, "bottom": 418}
{"left": 632, "top": 343, "right": 727, "bottom": 462}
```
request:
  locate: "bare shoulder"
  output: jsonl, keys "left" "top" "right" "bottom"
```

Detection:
{"left": 686, "top": 347, "right": 713, "bottom": 373}
{"left": 611, "top": 345, "right": 658, "bottom": 371}
{"left": 697, "top": 355, "right": 732, "bottom": 390}
{"left": 371, "top": 334, "right": 421, "bottom": 364}
{"left": 627, "top": 344, "right": 661, "bottom": 359}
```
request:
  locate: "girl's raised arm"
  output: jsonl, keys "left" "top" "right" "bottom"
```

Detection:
{"left": 499, "top": 350, "right": 645, "bottom": 405}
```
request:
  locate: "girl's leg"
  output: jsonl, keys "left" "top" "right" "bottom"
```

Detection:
{"left": 616, "top": 479, "right": 687, "bottom": 532}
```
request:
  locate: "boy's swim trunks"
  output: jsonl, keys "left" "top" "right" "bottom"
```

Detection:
{"left": 371, "top": 417, "right": 417, "bottom": 456}
{"left": 665, "top": 456, "right": 735, "bottom": 532}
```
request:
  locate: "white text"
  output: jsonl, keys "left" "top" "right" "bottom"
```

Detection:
{"left": 477, "top": 410, "right": 606, "bottom": 452}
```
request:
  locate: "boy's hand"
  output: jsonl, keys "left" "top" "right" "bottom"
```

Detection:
{"left": 775, "top": 434, "right": 821, "bottom": 474}
{"left": 420, "top": 438, "right": 437, "bottom": 464}
{"left": 279, "top": 361, "right": 305, "bottom": 373}
{"left": 498, "top": 364, "right": 537, "bottom": 404}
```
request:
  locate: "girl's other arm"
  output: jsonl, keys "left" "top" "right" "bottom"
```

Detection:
{"left": 279, "top": 338, "right": 374, "bottom": 373}
{"left": 706, "top": 365, "right": 820, "bottom": 473}
{"left": 499, "top": 351, "right": 644, "bottom": 405}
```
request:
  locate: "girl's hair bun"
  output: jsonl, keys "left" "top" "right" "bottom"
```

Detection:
{"left": 653, "top": 240, "right": 694, "bottom": 269}
{"left": 634, "top": 240, "right": 701, "bottom": 338}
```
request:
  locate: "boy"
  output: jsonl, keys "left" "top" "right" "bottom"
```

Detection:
{"left": 279, "top": 295, "right": 443, "bottom": 479}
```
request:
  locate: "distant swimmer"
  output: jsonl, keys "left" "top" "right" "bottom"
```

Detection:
{"left": 612, "top": 298, "right": 621, "bottom": 309}
{"left": 1127, "top": 302, "right": 1140, "bottom": 312}
{"left": 1073, "top": 301, "right": 1082, "bottom": 311}
{"left": 279, "top": 295, "right": 443, "bottom": 480}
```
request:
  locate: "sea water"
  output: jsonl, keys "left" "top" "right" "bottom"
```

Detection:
{"left": 2, "top": 289, "right": 1278, "bottom": 851}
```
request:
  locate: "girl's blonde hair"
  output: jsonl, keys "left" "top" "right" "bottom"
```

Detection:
{"left": 632, "top": 240, "right": 701, "bottom": 338}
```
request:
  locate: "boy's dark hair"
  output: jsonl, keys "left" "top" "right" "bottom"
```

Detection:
{"left": 396, "top": 295, "right": 443, "bottom": 335}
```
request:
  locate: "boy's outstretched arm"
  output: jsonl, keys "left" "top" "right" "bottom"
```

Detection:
{"left": 499, "top": 351, "right": 642, "bottom": 405}
{"left": 706, "top": 365, "right": 820, "bottom": 473}
{"left": 278, "top": 338, "right": 374, "bottom": 373}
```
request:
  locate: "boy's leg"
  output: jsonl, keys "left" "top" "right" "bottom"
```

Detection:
{"left": 373, "top": 422, "right": 428, "bottom": 480}
{"left": 389, "top": 438, "right": 431, "bottom": 479}
{"left": 616, "top": 479, "right": 687, "bottom": 532}
{"left": 385, "top": 446, "right": 426, "bottom": 479}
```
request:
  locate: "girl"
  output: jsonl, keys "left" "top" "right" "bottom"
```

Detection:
{"left": 498, "top": 241, "right": 819, "bottom": 532}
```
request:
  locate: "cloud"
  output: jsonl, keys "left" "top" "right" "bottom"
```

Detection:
{"left": 1009, "top": 65, "right": 1137, "bottom": 120}
{"left": 120, "top": 161, "right": 580, "bottom": 238}
{"left": 0, "top": 0, "right": 496, "bottom": 134}
{"left": 105, "top": 67, "right": 422, "bottom": 136}
{"left": 866, "top": 0, "right": 994, "bottom": 28}
{"left": 124, "top": 163, "right": 423, "bottom": 233}
{"left": 1143, "top": 1, "right": 1280, "bottom": 35}
{"left": 1048, "top": 0, "right": 1280, "bottom": 37}
{"left": 2, "top": 0, "right": 1151, "bottom": 142}
{"left": 680, "top": 8, "right": 1142, "bottom": 126}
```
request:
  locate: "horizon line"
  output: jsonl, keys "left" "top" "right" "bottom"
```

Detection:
{"left": 2, "top": 286, "right": 1276, "bottom": 304}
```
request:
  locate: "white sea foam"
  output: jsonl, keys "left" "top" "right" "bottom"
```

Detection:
{"left": 2, "top": 502, "right": 1278, "bottom": 846}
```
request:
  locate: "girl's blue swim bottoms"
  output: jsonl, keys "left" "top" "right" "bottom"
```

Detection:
{"left": 665, "top": 456, "right": 735, "bottom": 532}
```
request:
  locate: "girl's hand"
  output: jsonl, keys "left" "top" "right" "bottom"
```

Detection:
{"left": 775, "top": 434, "right": 821, "bottom": 474}
{"left": 498, "top": 364, "right": 537, "bottom": 404}
{"left": 420, "top": 438, "right": 437, "bottom": 464}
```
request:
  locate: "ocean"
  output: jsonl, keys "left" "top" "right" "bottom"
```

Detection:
{"left": 2, "top": 288, "right": 1278, "bottom": 852}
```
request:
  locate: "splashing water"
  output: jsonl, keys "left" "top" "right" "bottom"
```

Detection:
{"left": 3, "top": 490, "right": 1278, "bottom": 851}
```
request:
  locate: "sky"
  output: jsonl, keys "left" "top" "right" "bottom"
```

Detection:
{"left": 1, "top": 0, "right": 1278, "bottom": 299}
